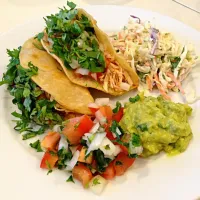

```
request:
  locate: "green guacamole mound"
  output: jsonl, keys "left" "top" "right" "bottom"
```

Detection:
{"left": 119, "top": 94, "right": 193, "bottom": 157}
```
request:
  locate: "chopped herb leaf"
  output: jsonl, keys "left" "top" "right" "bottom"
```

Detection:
{"left": 129, "top": 94, "right": 140, "bottom": 103}
{"left": 46, "top": 160, "right": 53, "bottom": 175}
{"left": 92, "top": 178, "right": 100, "bottom": 185}
{"left": 110, "top": 120, "right": 121, "bottom": 139}
{"left": 0, "top": 47, "right": 63, "bottom": 140}
{"left": 29, "top": 140, "right": 43, "bottom": 152}
{"left": 129, "top": 154, "right": 138, "bottom": 158}
{"left": 113, "top": 101, "right": 122, "bottom": 113}
{"left": 67, "top": 1, "right": 76, "bottom": 9}
{"left": 66, "top": 175, "right": 75, "bottom": 183}
{"left": 57, "top": 147, "right": 72, "bottom": 169}
{"left": 131, "top": 134, "right": 141, "bottom": 147}
{"left": 74, "top": 122, "right": 80, "bottom": 129}
{"left": 105, "top": 144, "right": 110, "bottom": 150}
{"left": 36, "top": 32, "right": 44, "bottom": 41}
{"left": 137, "top": 123, "right": 148, "bottom": 132}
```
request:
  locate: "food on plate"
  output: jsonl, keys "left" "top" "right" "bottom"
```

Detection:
{"left": 0, "top": 37, "right": 94, "bottom": 139}
{"left": 41, "top": 1, "right": 139, "bottom": 96}
{"left": 110, "top": 17, "right": 199, "bottom": 99}
{"left": 20, "top": 37, "right": 94, "bottom": 115}
{"left": 38, "top": 100, "right": 139, "bottom": 194}
{"left": 119, "top": 93, "right": 193, "bottom": 157}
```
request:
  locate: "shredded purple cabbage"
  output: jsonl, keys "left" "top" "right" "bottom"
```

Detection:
{"left": 130, "top": 15, "right": 141, "bottom": 24}
{"left": 150, "top": 28, "right": 159, "bottom": 55}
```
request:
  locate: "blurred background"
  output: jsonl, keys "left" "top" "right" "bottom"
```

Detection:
{"left": 0, "top": 0, "right": 199, "bottom": 33}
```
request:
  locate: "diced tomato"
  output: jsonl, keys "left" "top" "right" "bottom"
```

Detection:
{"left": 113, "top": 108, "right": 124, "bottom": 122}
{"left": 72, "top": 163, "right": 93, "bottom": 187}
{"left": 75, "top": 73, "right": 83, "bottom": 79}
{"left": 114, "top": 152, "right": 135, "bottom": 176}
{"left": 78, "top": 147, "right": 93, "bottom": 164}
{"left": 91, "top": 160, "right": 97, "bottom": 170}
{"left": 62, "top": 115, "right": 93, "bottom": 145}
{"left": 106, "top": 130, "right": 115, "bottom": 141}
{"left": 76, "top": 144, "right": 83, "bottom": 151}
{"left": 41, "top": 132, "right": 61, "bottom": 151}
{"left": 40, "top": 152, "right": 58, "bottom": 169}
{"left": 119, "top": 145, "right": 129, "bottom": 155}
{"left": 102, "top": 161, "right": 116, "bottom": 180}
{"left": 99, "top": 106, "right": 113, "bottom": 121}
{"left": 89, "top": 107, "right": 99, "bottom": 115}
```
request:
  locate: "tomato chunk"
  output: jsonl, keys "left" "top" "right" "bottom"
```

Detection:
{"left": 40, "top": 152, "right": 58, "bottom": 169}
{"left": 102, "top": 161, "right": 116, "bottom": 180}
{"left": 41, "top": 131, "right": 61, "bottom": 151}
{"left": 72, "top": 163, "right": 93, "bottom": 187}
{"left": 114, "top": 152, "right": 135, "bottom": 176}
{"left": 62, "top": 115, "right": 93, "bottom": 145}
{"left": 113, "top": 108, "right": 124, "bottom": 122}
{"left": 99, "top": 106, "right": 113, "bottom": 121}
{"left": 106, "top": 130, "right": 115, "bottom": 141}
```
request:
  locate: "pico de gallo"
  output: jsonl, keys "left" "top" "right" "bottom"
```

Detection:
{"left": 39, "top": 98, "right": 143, "bottom": 194}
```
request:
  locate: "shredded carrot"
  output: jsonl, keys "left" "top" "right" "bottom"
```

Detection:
{"left": 154, "top": 73, "right": 171, "bottom": 100}
{"left": 166, "top": 72, "right": 185, "bottom": 94}
{"left": 146, "top": 75, "right": 153, "bottom": 91}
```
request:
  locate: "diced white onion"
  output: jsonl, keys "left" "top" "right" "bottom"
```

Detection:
{"left": 65, "top": 150, "right": 80, "bottom": 171}
{"left": 89, "top": 175, "right": 108, "bottom": 195}
{"left": 58, "top": 135, "right": 68, "bottom": 150}
{"left": 69, "top": 59, "right": 80, "bottom": 69}
{"left": 93, "top": 118, "right": 98, "bottom": 123}
{"left": 77, "top": 39, "right": 83, "bottom": 48}
{"left": 95, "top": 110, "right": 107, "bottom": 125}
{"left": 95, "top": 98, "right": 110, "bottom": 106}
{"left": 88, "top": 103, "right": 99, "bottom": 109}
{"left": 120, "top": 82, "right": 131, "bottom": 91}
{"left": 100, "top": 137, "right": 116, "bottom": 156}
{"left": 129, "top": 145, "right": 143, "bottom": 155}
{"left": 87, "top": 132, "right": 106, "bottom": 155}
{"left": 75, "top": 68, "right": 89, "bottom": 75}
{"left": 113, "top": 145, "right": 122, "bottom": 156}
{"left": 89, "top": 123, "right": 100, "bottom": 134}
{"left": 116, "top": 128, "right": 122, "bottom": 136}
{"left": 52, "top": 125, "right": 61, "bottom": 133}
{"left": 90, "top": 73, "right": 97, "bottom": 81}
{"left": 112, "top": 132, "right": 117, "bottom": 139}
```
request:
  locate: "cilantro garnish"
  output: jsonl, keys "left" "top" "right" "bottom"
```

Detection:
{"left": 74, "top": 122, "right": 80, "bottom": 129}
{"left": 0, "top": 47, "right": 64, "bottom": 140}
{"left": 57, "top": 147, "right": 72, "bottom": 169}
{"left": 137, "top": 123, "right": 148, "bottom": 132}
{"left": 66, "top": 175, "right": 75, "bottom": 183}
{"left": 35, "top": 32, "right": 44, "bottom": 41}
{"left": 46, "top": 160, "right": 53, "bottom": 175}
{"left": 131, "top": 133, "right": 141, "bottom": 147}
{"left": 44, "top": 1, "right": 105, "bottom": 73}
{"left": 113, "top": 101, "right": 122, "bottom": 113}
{"left": 129, "top": 94, "right": 140, "bottom": 103}
{"left": 110, "top": 120, "right": 123, "bottom": 139}
{"left": 105, "top": 144, "right": 110, "bottom": 150}
{"left": 30, "top": 140, "right": 43, "bottom": 152}
{"left": 92, "top": 178, "right": 100, "bottom": 186}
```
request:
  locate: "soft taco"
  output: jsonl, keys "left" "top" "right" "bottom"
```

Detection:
{"left": 19, "top": 37, "right": 94, "bottom": 115}
{"left": 41, "top": 3, "right": 139, "bottom": 96}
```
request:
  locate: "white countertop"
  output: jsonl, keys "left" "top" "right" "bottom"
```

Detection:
{"left": 0, "top": 0, "right": 199, "bottom": 34}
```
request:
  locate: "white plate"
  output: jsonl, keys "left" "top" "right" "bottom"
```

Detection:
{"left": 0, "top": 5, "right": 200, "bottom": 200}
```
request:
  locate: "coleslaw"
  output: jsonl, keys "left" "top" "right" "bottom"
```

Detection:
{"left": 109, "top": 17, "right": 199, "bottom": 99}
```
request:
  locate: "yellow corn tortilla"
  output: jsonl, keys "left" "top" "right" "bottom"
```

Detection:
{"left": 19, "top": 38, "right": 94, "bottom": 115}
{"left": 41, "top": 9, "right": 139, "bottom": 96}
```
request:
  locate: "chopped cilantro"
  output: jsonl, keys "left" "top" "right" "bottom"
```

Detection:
{"left": 0, "top": 47, "right": 64, "bottom": 140}
{"left": 105, "top": 144, "right": 110, "bottom": 150}
{"left": 113, "top": 101, "right": 122, "bottom": 113}
{"left": 110, "top": 120, "right": 123, "bottom": 139}
{"left": 74, "top": 122, "right": 80, "bottom": 129}
{"left": 44, "top": 1, "right": 105, "bottom": 73}
{"left": 129, "top": 94, "right": 140, "bottom": 103}
{"left": 92, "top": 178, "right": 100, "bottom": 186}
{"left": 29, "top": 139, "right": 43, "bottom": 152}
{"left": 131, "top": 134, "right": 141, "bottom": 147}
{"left": 137, "top": 123, "right": 148, "bottom": 132}
{"left": 66, "top": 175, "right": 75, "bottom": 183}
{"left": 35, "top": 32, "right": 44, "bottom": 41}
{"left": 57, "top": 147, "right": 72, "bottom": 169}
{"left": 46, "top": 160, "right": 53, "bottom": 175}
{"left": 128, "top": 154, "right": 138, "bottom": 158}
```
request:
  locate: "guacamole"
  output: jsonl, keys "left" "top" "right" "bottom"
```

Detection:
{"left": 119, "top": 94, "right": 193, "bottom": 157}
